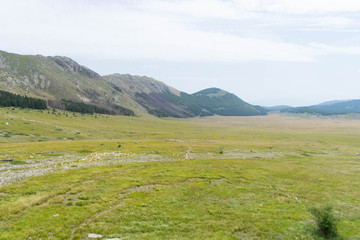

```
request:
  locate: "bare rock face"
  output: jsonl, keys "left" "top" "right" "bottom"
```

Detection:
{"left": 0, "top": 55, "right": 4, "bottom": 68}
{"left": 0, "top": 53, "right": 9, "bottom": 69}
{"left": 48, "top": 56, "right": 101, "bottom": 79}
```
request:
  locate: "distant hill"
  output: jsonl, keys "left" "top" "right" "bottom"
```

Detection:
{"left": 263, "top": 105, "right": 293, "bottom": 111}
{"left": 0, "top": 50, "right": 267, "bottom": 117}
{"left": 315, "top": 100, "right": 350, "bottom": 106}
{"left": 281, "top": 100, "right": 360, "bottom": 115}
{"left": 191, "top": 88, "right": 267, "bottom": 116}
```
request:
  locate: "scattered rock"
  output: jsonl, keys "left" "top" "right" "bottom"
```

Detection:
{"left": 356, "top": 153, "right": 359, "bottom": 156}
{"left": 211, "top": 178, "right": 227, "bottom": 185}
{"left": 52, "top": 214, "right": 59, "bottom": 218}
{"left": 88, "top": 233, "right": 103, "bottom": 238}
{"left": 134, "top": 142, "right": 138, "bottom": 144}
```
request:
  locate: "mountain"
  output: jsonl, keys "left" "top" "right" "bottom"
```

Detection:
{"left": 0, "top": 50, "right": 134, "bottom": 115}
{"left": 190, "top": 88, "right": 267, "bottom": 116}
{"left": 0, "top": 50, "right": 267, "bottom": 117}
{"left": 104, "top": 75, "right": 267, "bottom": 117}
{"left": 281, "top": 100, "right": 360, "bottom": 115}
{"left": 103, "top": 73, "right": 196, "bottom": 118}
{"left": 315, "top": 100, "right": 350, "bottom": 106}
{"left": 262, "top": 105, "right": 293, "bottom": 111}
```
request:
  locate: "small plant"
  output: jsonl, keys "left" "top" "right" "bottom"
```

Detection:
{"left": 310, "top": 205, "right": 339, "bottom": 239}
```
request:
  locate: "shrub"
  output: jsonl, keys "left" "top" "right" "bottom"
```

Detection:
{"left": 310, "top": 205, "right": 339, "bottom": 239}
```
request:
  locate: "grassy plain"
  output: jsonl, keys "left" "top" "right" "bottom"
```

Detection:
{"left": 0, "top": 108, "right": 360, "bottom": 239}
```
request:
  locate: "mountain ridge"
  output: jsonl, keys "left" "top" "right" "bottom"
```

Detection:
{"left": 0, "top": 50, "right": 267, "bottom": 117}
{"left": 280, "top": 99, "right": 360, "bottom": 115}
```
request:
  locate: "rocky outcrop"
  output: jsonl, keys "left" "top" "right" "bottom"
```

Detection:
{"left": 104, "top": 73, "right": 170, "bottom": 94}
{"left": 48, "top": 56, "right": 101, "bottom": 79}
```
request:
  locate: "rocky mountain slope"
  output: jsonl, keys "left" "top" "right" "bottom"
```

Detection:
{"left": 0, "top": 50, "right": 267, "bottom": 117}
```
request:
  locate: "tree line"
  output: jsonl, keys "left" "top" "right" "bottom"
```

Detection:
{"left": 0, "top": 89, "right": 134, "bottom": 116}
{"left": 47, "top": 99, "right": 135, "bottom": 116}
{"left": 61, "top": 99, "right": 114, "bottom": 115}
{"left": 0, "top": 90, "right": 47, "bottom": 109}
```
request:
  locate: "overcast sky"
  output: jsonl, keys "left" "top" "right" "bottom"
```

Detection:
{"left": 1, "top": 0, "right": 360, "bottom": 106}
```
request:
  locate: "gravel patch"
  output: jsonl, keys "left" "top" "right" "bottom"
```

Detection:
{"left": 0, "top": 152, "right": 179, "bottom": 187}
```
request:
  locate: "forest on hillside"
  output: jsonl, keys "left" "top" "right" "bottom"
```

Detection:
{"left": 0, "top": 90, "right": 47, "bottom": 109}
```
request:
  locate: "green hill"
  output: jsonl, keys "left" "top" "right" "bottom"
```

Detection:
{"left": 281, "top": 100, "right": 360, "bottom": 115}
{"left": 191, "top": 88, "right": 267, "bottom": 116}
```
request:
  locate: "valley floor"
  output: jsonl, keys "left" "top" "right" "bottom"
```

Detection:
{"left": 0, "top": 108, "right": 360, "bottom": 239}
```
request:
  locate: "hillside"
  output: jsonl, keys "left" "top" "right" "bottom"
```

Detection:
{"left": 281, "top": 99, "right": 360, "bottom": 115}
{"left": 0, "top": 50, "right": 267, "bottom": 117}
{"left": 191, "top": 88, "right": 267, "bottom": 116}
{"left": 0, "top": 50, "right": 135, "bottom": 115}
{"left": 103, "top": 73, "right": 197, "bottom": 118}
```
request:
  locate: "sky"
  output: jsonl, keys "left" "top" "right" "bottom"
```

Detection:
{"left": 1, "top": 0, "right": 360, "bottom": 106}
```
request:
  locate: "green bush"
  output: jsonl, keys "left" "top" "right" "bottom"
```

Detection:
{"left": 310, "top": 205, "right": 339, "bottom": 239}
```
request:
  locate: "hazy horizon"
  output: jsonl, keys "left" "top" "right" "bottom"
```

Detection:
{"left": 2, "top": 0, "right": 360, "bottom": 106}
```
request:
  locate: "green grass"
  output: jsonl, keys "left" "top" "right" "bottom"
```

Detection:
{"left": 0, "top": 107, "right": 360, "bottom": 239}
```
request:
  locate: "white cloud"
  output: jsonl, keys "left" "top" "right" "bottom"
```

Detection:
{"left": 141, "top": 0, "right": 240, "bottom": 19}
{"left": 0, "top": 0, "right": 360, "bottom": 63}
{"left": 0, "top": 0, "right": 317, "bottom": 62}
{"left": 309, "top": 42, "right": 360, "bottom": 55}
{"left": 235, "top": 0, "right": 360, "bottom": 14}
{"left": 142, "top": 0, "right": 360, "bottom": 16}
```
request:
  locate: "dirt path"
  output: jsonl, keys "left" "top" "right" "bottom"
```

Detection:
{"left": 184, "top": 147, "right": 192, "bottom": 160}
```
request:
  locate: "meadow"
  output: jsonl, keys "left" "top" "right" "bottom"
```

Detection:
{"left": 0, "top": 107, "right": 360, "bottom": 239}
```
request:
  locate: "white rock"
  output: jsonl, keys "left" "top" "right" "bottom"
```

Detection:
{"left": 88, "top": 233, "right": 103, "bottom": 238}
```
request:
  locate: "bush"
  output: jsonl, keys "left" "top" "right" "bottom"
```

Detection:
{"left": 310, "top": 205, "right": 339, "bottom": 239}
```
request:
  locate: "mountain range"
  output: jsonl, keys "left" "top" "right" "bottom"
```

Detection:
{"left": 267, "top": 100, "right": 360, "bottom": 115}
{"left": 0, "top": 50, "right": 266, "bottom": 117}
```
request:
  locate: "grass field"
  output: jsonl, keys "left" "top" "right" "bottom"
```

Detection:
{"left": 1, "top": 108, "right": 360, "bottom": 239}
